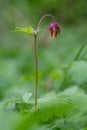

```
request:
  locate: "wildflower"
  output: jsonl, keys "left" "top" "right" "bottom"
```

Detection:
{"left": 49, "top": 22, "right": 60, "bottom": 38}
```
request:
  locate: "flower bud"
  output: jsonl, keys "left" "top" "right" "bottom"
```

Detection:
{"left": 49, "top": 22, "right": 60, "bottom": 38}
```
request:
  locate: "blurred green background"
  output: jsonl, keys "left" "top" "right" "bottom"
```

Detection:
{"left": 0, "top": 0, "right": 87, "bottom": 129}
{"left": 0, "top": 0, "right": 87, "bottom": 97}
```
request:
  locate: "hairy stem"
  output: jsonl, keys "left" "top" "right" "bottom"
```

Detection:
{"left": 37, "top": 14, "right": 56, "bottom": 31}
{"left": 33, "top": 14, "right": 56, "bottom": 111}
{"left": 74, "top": 42, "right": 86, "bottom": 61}
{"left": 34, "top": 35, "right": 38, "bottom": 111}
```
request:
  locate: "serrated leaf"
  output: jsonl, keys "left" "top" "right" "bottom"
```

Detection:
{"left": 67, "top": 61, "right": 87, "bottom": 85}
{"left": 22, "top": 92, "right": 32, "bottom": 103}
{"left": 16, "top": 87, "right": 87, "bottom": 130}
{"left": 14, "top": 26, "right": 36, "bottom": 35}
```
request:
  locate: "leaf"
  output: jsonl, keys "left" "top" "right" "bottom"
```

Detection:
{"left": 63, "top": 86, "right": 87, "bottom": 114}
{"left": 22, "top": 92, "right": 32, "bottom": 103}
{"left": 15, "top": 102, "right": 31, "bottom": 113}
{"left": 15, "top": 87, "right": 87, "bottom": 130}
{"left": 67, "top": 61, "right": 87, "bottom": 85}
{"left": 14, "top": 26, "right": 36, "bottom": 35}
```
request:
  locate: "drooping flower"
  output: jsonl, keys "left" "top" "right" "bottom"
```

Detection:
{"left": 49, "top": 22, "right": 60, "bottom": 38}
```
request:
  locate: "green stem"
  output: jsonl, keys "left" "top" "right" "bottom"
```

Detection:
{"left": 74, "top": 42, "right": 86, "bottom": 61}
{"left": 34, "top": 35, "right": 38, "bottom": 111}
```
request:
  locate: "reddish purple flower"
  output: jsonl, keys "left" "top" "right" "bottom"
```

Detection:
{"left": 49, "top": 22, "right": 60, "bottom": 38}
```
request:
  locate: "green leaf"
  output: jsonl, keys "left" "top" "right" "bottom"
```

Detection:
{"left": 14, "top": 26, "right": 36, "bottom": 35}
{"left": 15, "top": 87, "right": 87, "bottom": 130}
{"left": 22, "top": 92, "right": 32, "bottom": 103}
{"left": 67, "top": 61, "right": 87, "bottom": 85}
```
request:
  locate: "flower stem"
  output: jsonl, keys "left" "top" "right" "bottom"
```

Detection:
{"left": 34, "top": 35, "right": 38, "bottom": 111}
{"left": 74, "top": 42, "right": 86, "bottom": 61}
{"left": 37, "top": 14, "right": 56, "bottom": 31}
{"left": 33, "top": 14, "right": 57, "bottom": 111}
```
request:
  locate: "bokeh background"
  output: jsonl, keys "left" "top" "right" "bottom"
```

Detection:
{"left": 0, "top": 0, "right": 87, "bottom": 129}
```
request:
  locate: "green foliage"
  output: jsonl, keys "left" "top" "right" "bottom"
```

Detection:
{"left": 0, "top": 25, "right": 87, "bottom": 129}
{"left": 14, "top": 87, "right": 87, "bottom": 130}
{"left": 14, "top": 26, "right": 36, "bottom": 35}
{"left": 1, "top": 86, "right": 87, "bottom": 130}
{"left": 68, "top": 61, "right": 87, "bottom": 85}
{"left": 0, "top": 1, "right": 87, "bottom": 129}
